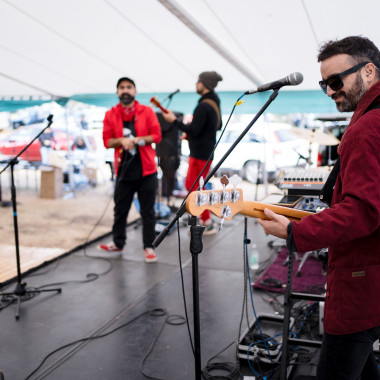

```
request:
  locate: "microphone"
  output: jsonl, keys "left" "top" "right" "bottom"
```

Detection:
{"left": 167, "top": 89, "right": 180, "bottom": 99}
{"left": 245, "top": 72, "right": 303, "bottom": 95}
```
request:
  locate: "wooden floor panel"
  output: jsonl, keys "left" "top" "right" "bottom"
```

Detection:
{"left": 0, "top": 244, "right": 65, "bottom": 283}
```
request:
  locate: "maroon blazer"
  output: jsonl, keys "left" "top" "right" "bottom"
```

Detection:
{"left": 292, "top": 81, "right": 380, "bottom": 334}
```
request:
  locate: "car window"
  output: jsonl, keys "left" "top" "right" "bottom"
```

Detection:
{"left": 274, "top": 129, "right": 297, "bottom": 143}
{"left": 222, "top": 130, "right": 266, "bottom": 143}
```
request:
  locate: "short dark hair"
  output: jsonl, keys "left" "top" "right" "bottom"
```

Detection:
{"left": 317, "top": 36, "right": 380, "bottom": 72}
{"left": 116, "top": 77, "right": 136, "bottom": 89}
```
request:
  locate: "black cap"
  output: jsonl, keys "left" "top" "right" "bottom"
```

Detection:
{"left": 198, "top": 71, "right": 223, "bottom": 90}
{"left": 116, "top": 77, "right": 136, "bottom": 88}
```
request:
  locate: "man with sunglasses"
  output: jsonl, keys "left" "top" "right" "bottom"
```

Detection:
{"left": 258, "top": 36, "right": 380, "bottom": 379}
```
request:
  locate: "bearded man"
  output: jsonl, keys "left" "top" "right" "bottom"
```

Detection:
{"left": 98, "top": 77, "right": 161, "bottom": 263}
{"left": 258, "top": 36, "right": 380, "bottom": 379}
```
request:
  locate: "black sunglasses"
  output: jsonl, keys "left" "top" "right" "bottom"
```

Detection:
{"left": 319, "top": 61, "right": 370, "bottom": 94}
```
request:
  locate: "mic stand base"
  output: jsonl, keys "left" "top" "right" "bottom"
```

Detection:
{"left": 1, "top": 200, "right": 12, "bottom": 207}
{"left": 1, "top": 139, "right": 62, "bottom": 320}
{"left": 1, "top": 282, "right": 62, "bottom": 320}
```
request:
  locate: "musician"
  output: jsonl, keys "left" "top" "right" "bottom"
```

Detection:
{"left": 258, "top": 36, "right": 380, "bottom": 379}
{"left": 98, "top": 77, "right": 162, "bottom": 263}
{"left": 162, "top": 71, "right": 223, "bottom": 235}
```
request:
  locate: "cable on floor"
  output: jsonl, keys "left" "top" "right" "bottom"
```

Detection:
{"left": 24, "top": 307, "right": 186, "bottom": 380}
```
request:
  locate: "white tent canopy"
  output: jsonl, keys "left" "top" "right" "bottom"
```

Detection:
{"left": 1, "top": 0, "right": 379, "bottom": 99}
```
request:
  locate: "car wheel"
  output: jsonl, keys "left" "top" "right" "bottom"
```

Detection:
{"left": 243, "top": 160, "right": 263, "bottom": 184}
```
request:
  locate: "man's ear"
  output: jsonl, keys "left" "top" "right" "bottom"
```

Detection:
{"left": 365, "top": 63, "right": 377, "bottom": 82}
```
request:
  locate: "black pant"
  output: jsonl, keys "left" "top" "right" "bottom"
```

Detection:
{"left": 159, "top": 156, "right": 180, "bottom": 197}
{"left": 317, "top": 326, "right": 380, "bottom": 379}
{"left": 112, "top": 173, "right": 157, "bottom": 249}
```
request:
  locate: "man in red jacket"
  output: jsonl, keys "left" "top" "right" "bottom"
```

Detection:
{"left": 98, "top": 77, "right": 162, "bottom": 263}
{"left": 258, "top": 36, "right": 380, "bottom": 379}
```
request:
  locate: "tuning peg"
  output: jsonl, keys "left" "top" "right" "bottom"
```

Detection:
{"left": 228, "top": 174, "right": 242, "bottom": 203}
{"left": 229, "top": 174, "right": 242, "bottom": 188}
{"left": 199, "top": 176, "right": 204, "bottom": 190}
{"left": 220, "top": 175, "right": 229, "bottom": 187}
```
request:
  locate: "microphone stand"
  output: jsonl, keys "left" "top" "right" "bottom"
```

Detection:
{"left": 164, "top": 90, "right": 179, "bottom": 109}
{"left": 0, "top": 115, "right": 62, "bottom": 320}
{"left": 153, "top": 89, "right": 280, "bottom": 379}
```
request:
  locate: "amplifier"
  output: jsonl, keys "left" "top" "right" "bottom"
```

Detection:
{"left": 276, "top": 167, "right": 332, "bottom": 194}
{"left": 238, "top": 313, "right": 294, "bottom": 364}
{"left": 261, "top": 194, "right": 328, "bottom": 213}
{"left": 293, "top": 196, "right": 328, "bottom": 212}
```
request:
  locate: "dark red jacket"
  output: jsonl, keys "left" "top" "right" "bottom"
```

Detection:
{"left": 103, "top": 101, "right": 162, "bottom": 177}
{"left": 292, "top": 81, "right": 380, "bottom": 335}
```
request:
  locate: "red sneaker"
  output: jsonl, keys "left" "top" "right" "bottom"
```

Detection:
{"left": 144, "top": 248, "right": 157, "bottom": 263}
{"left": 97, "top": 242, "right": 122, "bottom": 252}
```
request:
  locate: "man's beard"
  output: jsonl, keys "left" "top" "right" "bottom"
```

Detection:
{"left": 333, "top": 74, "right": 367, "bottom": 112}
{"left": 119, "top": 93, "right": 135, "bottom": 106}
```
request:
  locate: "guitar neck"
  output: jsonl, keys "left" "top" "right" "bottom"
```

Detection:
{"left": 239, "top": 201, "right": 312, "bottom": 221}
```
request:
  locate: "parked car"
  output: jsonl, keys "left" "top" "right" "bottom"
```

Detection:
{"left": 212, "top": 121, "right": 318, "bottom": 184}
{"left": 0, "top": 124, "right": 77, "bottom": 162}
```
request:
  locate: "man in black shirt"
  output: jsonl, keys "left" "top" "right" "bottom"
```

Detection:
{"left": 163, "top": 71, "right": 222, "bottom": 235}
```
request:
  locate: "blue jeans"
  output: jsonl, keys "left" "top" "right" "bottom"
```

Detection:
{"left": 317, "top": 326, "right": 380, "bottom": 379}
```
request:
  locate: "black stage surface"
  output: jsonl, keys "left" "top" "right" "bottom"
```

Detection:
{"left": 0, "top": 215, "right": 323, "bottom": 380}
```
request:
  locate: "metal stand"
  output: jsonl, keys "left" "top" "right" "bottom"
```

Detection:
{"left": 152, "top": 89, "right": 281, "bottom": 379}
{"left": 280, "top": 250, "right": 324, "bottom": 379}
{"left": 0, "top": 116, "right": 62, "bottom": 320}
{"left": 188, "top": 216, "right": 205, "bottom": 380}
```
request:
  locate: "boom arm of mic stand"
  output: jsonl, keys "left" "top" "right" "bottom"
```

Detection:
{"left": 152, "top": 90, "right": 279, "bottom": 248}
{"left": 0, "top": 115, "right": 54, "bottom": 176}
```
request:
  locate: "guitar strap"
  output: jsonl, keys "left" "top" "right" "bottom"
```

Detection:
{"left": 201, "top": 98, "right": 222, "bottom": 130}
{"left": 319, "top": 102, "right": 380, "bottom": 206}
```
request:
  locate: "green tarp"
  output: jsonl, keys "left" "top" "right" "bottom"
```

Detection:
{"left": 1, "top": 90, "right": 336, "bottom": 114}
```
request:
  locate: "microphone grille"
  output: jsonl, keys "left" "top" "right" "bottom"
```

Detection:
{"left": 289, "top": 72, "right": 303, "bottom": 86}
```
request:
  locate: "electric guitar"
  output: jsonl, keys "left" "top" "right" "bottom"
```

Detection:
{"left": 185, "top": 189, "right": 313, "bottom": 221}
{"left": 150, "top": 97, "right": 169, "bottom": 114}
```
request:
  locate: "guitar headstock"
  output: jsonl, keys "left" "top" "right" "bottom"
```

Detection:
{"left": 150, "top": 97, "right": 168, "bottom": 113}
{"left": 150, "top": 97, "right": 160, "bottom": 107}
{"left": 186, "top": 188, "right": 244, "bottom": 220}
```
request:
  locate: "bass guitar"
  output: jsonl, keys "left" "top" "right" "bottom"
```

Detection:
{"left": 150, "top": 97, "right": 169, "bottom": 114}
{"left": 186, "top": 189, "right": 313, "bottom": 222}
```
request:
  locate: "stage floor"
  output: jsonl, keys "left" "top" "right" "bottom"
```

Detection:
{"left": 0, "top": 214, "right": 323, "bottom": 379}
